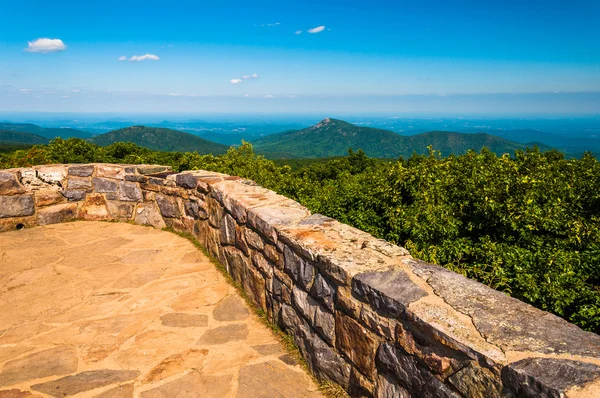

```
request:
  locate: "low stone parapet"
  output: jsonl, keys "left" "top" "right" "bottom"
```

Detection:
{"left": 1, "top": 163, "right": 599, "bottom": 397}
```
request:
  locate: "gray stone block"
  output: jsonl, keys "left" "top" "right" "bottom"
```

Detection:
{"left": 0, "top": 195, "right": 34, "bottom": 218}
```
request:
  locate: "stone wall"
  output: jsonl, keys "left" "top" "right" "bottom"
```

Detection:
{"left": 1, "top": 163, "right": 600, "bottom": 398}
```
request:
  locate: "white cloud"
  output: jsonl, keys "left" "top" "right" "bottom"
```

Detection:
{"left": 18, "top": 88, "right": 32, "bottom": 94}
{"left": 244, "top": 94, "right": 249, "bottom": 97}
{"left": 128, "top": 54, "right": 160, "bottom": 61}
{"left": 61, "top": 95, "right": 70, "bottom": 98}
{"left": 72, "top": 89, "right": 80, "bottom": 93}
{"left": 118, "top": 56, "right": 127, "bottom": 61}
{"left": 308, "top": 26, "right": 325, "bottom": 34}
{"left": 295, "top": 30, "right": 303, "bottom": 35}
{"left": 25, "top": 38, "right": 67, "bottom": 53}
{"left": 242, "top": 73, "right": 259, "bottom": 79}
{"left": 230, "top": 79, "right": 243, "bottom": 84}
{"left": 261, "top": 22, "right": 281, "bottom": 27}
{"left": 264, "top": 94, "right": 274, "bottom": 98}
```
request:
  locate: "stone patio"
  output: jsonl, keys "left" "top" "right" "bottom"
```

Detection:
{"left": 0, "top": 222, "right": 323, "bottom": 398}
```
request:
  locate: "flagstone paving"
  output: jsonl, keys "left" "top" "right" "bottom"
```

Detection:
{"left": 0, "top": 222, "right": 323, "bottom": 398}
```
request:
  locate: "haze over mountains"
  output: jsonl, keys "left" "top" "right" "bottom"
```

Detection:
{"left": 0, "top": 117, "right": 598, "bottom": 158}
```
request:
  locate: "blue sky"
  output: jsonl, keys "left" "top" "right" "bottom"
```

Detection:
{"left": 1, "top": 0, "right": 599, "bottom": 114}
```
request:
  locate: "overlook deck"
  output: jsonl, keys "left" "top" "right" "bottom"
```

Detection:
{"left": 0, "top": 222, "right": 321, "bottom": 397}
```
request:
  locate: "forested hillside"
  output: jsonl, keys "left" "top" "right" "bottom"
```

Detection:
{"left": 90, "top": 126, "right": 230, "bottom": 154}
{"left": 1, "top": 139, "right": 598, "bottom": 333}
{"left": 252, "top": 118, "right": 552, "bottom": 158}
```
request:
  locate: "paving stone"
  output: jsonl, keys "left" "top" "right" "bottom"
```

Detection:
{"left": 92, "top": 384, "right": 134, "bottom": 398}
{"left": 213, "top": 295, "right": 250, "bottom": 321}
{"left": 0, "top": 390, "right": 42, "bottom": 398}
{"left": 196, "top": 324, "right": 249, "bottom": 345}
{"left": 140, "top": 372, "right": 232, "bottom": 398}
{"left": 251, "top": 344, "right": 283, "bottom": 356}
{"left": 143, "top": 349, "right": 209, "bottom": 383}
{"left": 0, "top": 346, "right": 78, "bottom": 387}
{"left": 0, "top": 195, "right": 34, "bottom": 218}
{"left": 31, "top": 369, "right": 139, "bottom": 397}
{"left": 237, "top": 361, "right": 322, "bottom": 398}
{"left": 160, "top": 313, "right": 209, "bottom": 327}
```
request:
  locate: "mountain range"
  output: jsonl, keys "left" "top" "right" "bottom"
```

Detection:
{"left": 0, "top": 119, "right": 561, "bottom": 159}
{"left": 88, "top": 126, "right": 229, "bottom": 154}
{"left": 252, "top": 118, "right": 552, "bottom": 158}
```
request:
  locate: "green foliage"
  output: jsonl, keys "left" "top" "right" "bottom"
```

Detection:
{"left": 1, "top": 140, "right": 599, "bottom": 333}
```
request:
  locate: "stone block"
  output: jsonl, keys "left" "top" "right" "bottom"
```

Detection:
{"left": 501, "top": 357, "right": 600, "bottom": 398}
{"left": 175, "top": 173, "right": 198, "bottom": 189}
{"left": 184, "top": 201, "right": 200, "bottom": 219}
{"left": 78, "top": 193, "right": 110, "bottom": 221}
{"left": 336, "top": 312, "right": 379, "bottom": 379}
{"left": 0, "top": 195, "right": 34, "bottom": 218}
{"left": 136, "top": 165, "right": 171, "bottom": 175}
{"left": 37, "top": 203, "right": 78, "bottom": 225}
{"left": 96, "top": 164, "right": 125, "bottom": 179}
{"left": 281, "top": 304, "right": 351, "bottom": 389}
{"left": 220, "top": 213, "right": 236, "bottom": 245}
{"left": 376, "top": 373, "right": 411, "bottom": 398}
{"left": 119, "top": 181, "right": 142, "bottom": 201}
{"left": 68, "top": 165, "right": 94, "bottom": 177}
{"left": 67, "top": 177, "right": 92, "bottom": 189}
{"left": 244, "top": 263, "right": 267, "bottom": 312}
{"left": 37, "top": 165, "right": 67, "bottom": 185}
{"left": 35, "top": 190, "right": 65, "bottom": 207}
{"left": 376, "top": 343, "right": 460, "bottom": 398}
{"left": 292, "top": 286, "right": 335, "bottom": 345}
{"left": 156, "top": 193, "right": 181, "bottom": 218}
{"left": 310, "top": 272, "right": 336, "bottom": 312}
{"left": 448, "top": 362, "right": 503, "bottom": 398}
{"left": 92, "top": 177, "right": 118, "bottom": 193}
{"left": 125, "top": 174, "right": 147, "bottom": 183}
{"left": 352, "top": 270, "right": 427, "bottom": 318}
{"left": 61, "top": 189, "right": 86, "bottom": 202}
{"left": 284, "top": 246, "right": 315, "bottom": 290}
{"left": 107, "top": 201, "right": 135, "bottom": 220}
{"left": 134, "top": 202, "right": 167, "bottom": 229}
{"left": 244, "top": 228, "right": 265, "bottom": 250}
{"left": 0, "top": 172, "right": 24, "bottom": 195}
